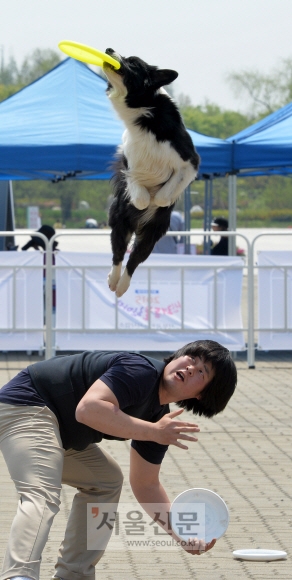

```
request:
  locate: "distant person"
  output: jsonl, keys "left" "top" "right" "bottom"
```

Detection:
{"left": 152, "top": 211, "right": 184, "bottom": 254}
{"left": 22, "top": 225, "right": 58, "bottom": 311}
{"left": 22, "top": 225, "right": 58, "bottom": 252}
{"left": 85, "top": 218, "right": 98, "bottom": 229}
{"left": 211, "top": 217, "right": 228, "bottom": 256}
{"left": 53, "top": 220, "right": 63, "bottom": 230}
{"left": 6, "top": 241, "right": 18, "bottom": 251}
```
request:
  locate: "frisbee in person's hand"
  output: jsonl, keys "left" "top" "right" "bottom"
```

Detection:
{"left": 58, "top": 41, "right": 121, "bottom": 69}
{"left": 233, "top": 549, "right": 287, "bottom": 561}
{"left": 170, "top": 488, "right": 229, "bottom": 543}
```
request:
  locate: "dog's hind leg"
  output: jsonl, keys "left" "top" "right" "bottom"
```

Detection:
{"left": 115, "top": 209, "right": 172, "bottom": 297}
{"left": 115, "top": 236, "right": 158, "bottom": 297}
{"left": 108, "top": 217, "right": 132, "bottom": 292}
{"left": 115, "top": 270, "right": 131, "bottom": 297}
{"left": 108, "top": 263, "right": 123, "bottom": 292}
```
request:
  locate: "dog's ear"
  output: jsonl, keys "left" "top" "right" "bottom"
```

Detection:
{"left": 149, "top": 69, "right": 178, "bottom": 89}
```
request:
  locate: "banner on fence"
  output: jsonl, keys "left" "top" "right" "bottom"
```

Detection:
{"left": 0, "top": 252, "right": 44, "bottom": 350}
{"left": 55, "top": 253, "right": 245, "bottom": 352}
{"left": 258, "top": 251, "right": 292, "bottom": 350}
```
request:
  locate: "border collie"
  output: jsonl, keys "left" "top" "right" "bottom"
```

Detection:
{"left": 104, "top": 49, "right": 200, "bottom": 297}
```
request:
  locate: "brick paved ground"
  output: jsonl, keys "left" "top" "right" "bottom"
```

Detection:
{"left": 0, "top": 351, "right": 291, "bottom": 580}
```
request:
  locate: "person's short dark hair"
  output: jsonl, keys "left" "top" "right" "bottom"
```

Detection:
{"left": 211, "top": 217, "right": 228, "bottom": 230}
{"left": 164, "top": 340, "right": 237, "bottom": 418}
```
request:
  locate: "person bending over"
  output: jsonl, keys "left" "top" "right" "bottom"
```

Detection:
{"left": 0, "top": 340, "right": 237, "bottom": 580}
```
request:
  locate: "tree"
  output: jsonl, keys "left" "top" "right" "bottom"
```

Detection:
{"left": 17, "top": 49, "right": 61, "bottom": 85}
{"left": 0, "top": 54, "right": 18, "bottom": 84}
{"left": 179, "top": 101, "right": 249, "bottom": 139}
{"left": 0, "top": 48, "right": 61, "bottom": 103}
{"left": 0, "top": 83, "right": 23, "bottom": 102}
{"left": 227, "top": 57, "right": 292, "bottom": 116}
{"left": 176, "top": 93, "right": 192, "bottom": 108}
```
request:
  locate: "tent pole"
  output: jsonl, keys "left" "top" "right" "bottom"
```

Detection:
{"left": 203, "top": 179, "right": 208, "bottom": 254}
{"left": 228, "top": 174, "right": 237, "bottom": 256}
{"left": 203, "top": 177, "right": 212, "bottom": 254}
{"left": 184, "top": 184, "right": 191, "bottom": 254}
{"left": 0, "top": 181, "right": 16, "bottom": 251}
{"left": 209, "top": 177, "right": 213, "bottom": 254}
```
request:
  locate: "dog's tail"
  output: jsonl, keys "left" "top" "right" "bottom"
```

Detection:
{"left": 110, "top": 152, "right": 128, "bottom": 198}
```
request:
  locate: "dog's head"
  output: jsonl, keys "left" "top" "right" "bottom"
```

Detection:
{"left": 104, "top": 49, "right": 178, "bottom": 104}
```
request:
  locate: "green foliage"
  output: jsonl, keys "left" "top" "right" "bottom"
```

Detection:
{"left": 191, "top": 207, "right": 292, "bottom": 229}
{"left": 18, "top": 49, "right": 61, "bottom": 85}
{"left": 227, "top": 57, "right": 292, "bottom": 116}
{"left": 238, "top": 208, "right": 292, "bottom": 222}
{"left": 13, "top": 179, "right": 112, "bottom": 228}
{"left": 233, "top": 176, "right": 292, "bottom": 211}
{"left": 0, "top": 55, "right": 18, "bottom": 84}
{"left": 180, "top": 102, "right": 250, "bottom": 139}
{"left": 0, "top": 48, "right": 61, "bottom": 103}
{"left": 189, "top": 173, "right": 292, "bottom": 227}
{"left": 14, "top": 205, "right": 108, "bottom": 229}
{"left": 0, "top": 83, "right": 23, "bottom": 101}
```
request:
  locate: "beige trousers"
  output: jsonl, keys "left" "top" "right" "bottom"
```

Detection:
{"left": 0, "top": 403, "right": 123, "bottom": 580}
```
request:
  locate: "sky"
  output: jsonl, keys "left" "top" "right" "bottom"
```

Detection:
{"left": 1, "top": 0, "right": 292, "bottom": 112}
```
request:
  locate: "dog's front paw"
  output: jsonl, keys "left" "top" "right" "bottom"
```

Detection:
{"left": 153, "top": 192, "right": 172, "bottom": 207}
{"left": 115, "top": 270, "right": 131, "bottom": 297}
{"left": 128, "top": 185, "right": 150, "bottom": 210}
{"left": 108, "top": 264, "right": 122, "bottom": 292}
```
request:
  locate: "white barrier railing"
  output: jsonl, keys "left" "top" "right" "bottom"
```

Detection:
{"left": 248, "top": 233, "right": 292, "bottom": 367}
{"left": 0, "top": 232, "right": 49, "bottom": 354}
{"left": 45, "top": 230, "right": 249, "bottom": 359}
{"left": 1, "top": 230, "right": 292, "bottom": 367}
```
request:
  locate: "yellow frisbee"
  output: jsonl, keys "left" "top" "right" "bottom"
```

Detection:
{"left": 58, "top": 40, "right": 121, "bottom": 69}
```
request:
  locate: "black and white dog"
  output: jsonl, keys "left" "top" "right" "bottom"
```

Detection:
{"left": 104, "top": 49, "right": 200, "bottom": 297}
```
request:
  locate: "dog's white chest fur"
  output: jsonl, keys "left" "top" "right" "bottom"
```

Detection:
{"left": 123, "top": 124, "right": 196, "bottom": 209}
{"left": 108, "top": 82, "right": 197, "bottom": 210}
{"left": 123, "top": 125, "right": 188, "bottom": 189}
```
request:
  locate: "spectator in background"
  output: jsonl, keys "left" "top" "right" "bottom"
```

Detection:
{"left": 85, "top": 218, "right": 98, "bottom": 229}
{"left": 22, "top": 225, "right": 58, "bottom": 312}
{"left": 210, "top": 217, "right": 228, "bottom": 256}
{"left": 22, "top": 225, "right": 58, "bottom": 252}
{"left": 152, "top": 211, "right": 184, "bottom": 254}
{"left": 53, "top": 220, "right": 64, "bottom": 230}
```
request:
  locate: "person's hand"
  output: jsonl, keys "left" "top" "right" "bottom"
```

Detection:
{"left": 181, "top": 537, "right": 216, "bottom": 555}
{"left": 153, "top": 408, "right": 200, "bottom": 448}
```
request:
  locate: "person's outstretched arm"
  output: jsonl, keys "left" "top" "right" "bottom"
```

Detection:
{"left": 129, "top": 447, "right": 216, "bottom": 556}
{"left": 76, "top": 379, "right": 200, "bottom": 448}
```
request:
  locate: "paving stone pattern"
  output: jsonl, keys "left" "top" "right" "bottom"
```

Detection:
{"left": 0, "top": 351, "right": 291, "bottom": 580}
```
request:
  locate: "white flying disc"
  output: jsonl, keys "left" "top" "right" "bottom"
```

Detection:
{"left": 233, "top": 549, "right": 287, "bottom": 561}
{"left": 170, "top": 488, "right": 229, "bottom": 543}
{"left": 58, "top": 40, "right": 121, "bottom": 69}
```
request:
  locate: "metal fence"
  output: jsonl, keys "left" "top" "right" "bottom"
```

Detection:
{"left": 1, "top": 230, "right": 292, "bottom": 367}
{"left": 0, "top": 232, "right": 49, "bottom": 355}
{"left": 248, "top": 232, "right": 292, "bottom": 366}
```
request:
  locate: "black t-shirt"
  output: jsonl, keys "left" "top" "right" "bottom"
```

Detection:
{"left": 0, "top": 368, "right": 45, "bottom": 406}
{"left": 211, "top": 236, "right": 228, "bottom": 256}
{"left": 0, "top": 352, "right": 169, "bottom": 464}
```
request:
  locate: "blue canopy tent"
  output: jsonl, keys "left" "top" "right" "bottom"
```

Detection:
{"left": 0, "top": 57, "right": 233, "bottom": 252}
{"left": 188, "top": 129, "right": 232, "bottom": 177}
{"left": 0, "top": 58, "right": 124, "bottom": 181}
{"left": 0, "top": 58, "right": 232, "bottom": 181}
{"left": 229, "top": 101, "right": 292, "bottom": 175}
{"left": 225, "top": 101, "right": 292, "bottom": 244}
